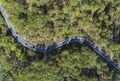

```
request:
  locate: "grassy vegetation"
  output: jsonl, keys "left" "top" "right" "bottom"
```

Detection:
{"left": 0, "top": 0, "right": 120, "bottom": 81}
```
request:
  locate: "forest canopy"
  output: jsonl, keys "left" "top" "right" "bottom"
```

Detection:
{"left": 0, "top": 0, "right": 120, "bottom": 81}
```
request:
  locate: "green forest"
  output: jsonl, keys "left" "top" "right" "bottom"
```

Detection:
{"left": 0, "top": 0, "right": 120, "bottom": 81}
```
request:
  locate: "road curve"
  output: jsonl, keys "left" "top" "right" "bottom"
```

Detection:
{"left": 0, "top": 4, "right": 120, "bottom": 72}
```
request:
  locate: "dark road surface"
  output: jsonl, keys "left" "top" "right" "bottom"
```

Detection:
{"left": 0, "top": 4, "right": 120, "bottom": 72}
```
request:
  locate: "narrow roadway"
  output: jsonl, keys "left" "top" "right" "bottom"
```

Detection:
{"left": 0, "top": 4, "right": 120, "bottom": 72}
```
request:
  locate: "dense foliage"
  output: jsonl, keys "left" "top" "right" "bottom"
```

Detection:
{"left": 0, "top": 0, "right": 120, "bottom": 81}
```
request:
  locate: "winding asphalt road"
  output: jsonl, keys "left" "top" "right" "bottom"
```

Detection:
{"left": 0, "top": 4, "right": 120, "bottom": 72}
